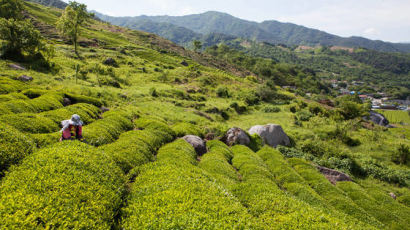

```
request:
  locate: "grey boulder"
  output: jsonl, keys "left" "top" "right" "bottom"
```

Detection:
{"left": 249, "top": 124, "right": 290, "bottom": 148}
{"left": 317, "top": 166, "right": 352, "bottom": 185}
{"left": 17, "top": 75, "right": 33, "bottom": 82}
{"left": 183, "top": 135, "right": 207, "bottom": 156}
{"left": 363, "top": 111, "right": 389, "bottom": 127}
{"left": 224, "top": 127, "right": 250, "bottom": 146}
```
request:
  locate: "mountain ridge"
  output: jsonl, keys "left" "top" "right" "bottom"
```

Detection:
{"left": 95, "top": 10, "right": 410, "bottom": 53}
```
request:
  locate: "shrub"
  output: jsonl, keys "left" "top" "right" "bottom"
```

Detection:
{"left": 0, "top": 142, "right": 126, "bottom": 229}
{"left": 296, "top": 110, "right": 314, "bottom": 121}
{"left": 64, "top": 93, "right": 103, "bottom": 107}
{"left": 100, "top": 129, "right": 171, "bottom": 173}
{"left": 0, "top": 78, "right": 26, "bottom": 95}
{"left": 336, "top": 182, "right": 409, "bottom": 229}
{"left": 30, "top": 132, "right": 60, "bottom": 148}
{"left": 287, "top": 158, "right": 384, "bottom": 228}
{"left": 391, "top": 144, "right": 409, "bottom": 165}
{"left": 149, "top": 87, "right": 158, "bottom": 97}
{"left": 171, "top": 122, "right": 203, "bottom": 137}
{"left": 0, "top": 93, "right": 28, "bottom": 102}
{"left": 0, "top": 113, "right": 59, "bottom": 133}
{"left": 0, "top": 122, "right": 35, "bottom": 176}
{"left": 361, "top": 160, "right": 409, "bottom": 186}
{"left": 243, "top": 91, "right": 260, "bottom": 106}
{"left": 263, "top": 106, "right": 281, "bottom": 113}
{"left": 40, "top": 103, "right": 100, "bottom": 125}
{"left": 231, "top": 145, "right": 371, "bottom": 229}
{"left": 248, "top": 133, "right": 262, "bottom": 152}
{"left": 397, "top": 195, "right": 410, "bottom": 207}
{"left": 230, "top": 102, "right": 247, "bottom": 114}
{"left": 0, "top": 18, "right": 45, "bottom": 58}
{"left": 0, "top": 92, "right": 64, "bottom": 114}
{"left": 216, "top": 86, "right": 230, "bottom": 98}
{"left": 121, "top": 140, "right": 255, "bottom": 229}
{"left": 83, "top": 110, "right": 134, "bottom": 146}
{"left": 134, "top": 118, "right": 176, "bottom": 141}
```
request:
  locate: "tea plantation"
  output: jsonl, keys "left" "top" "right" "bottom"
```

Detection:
{"left": 0, "top": 1, "right": 409, "bottom": 229}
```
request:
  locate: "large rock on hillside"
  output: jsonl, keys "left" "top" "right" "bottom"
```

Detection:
{"left": 363, "top": 111, "right": 389, "bottom": 127}
{"left": 223, "top": 127, "right": 250, "bottom": 146}
{"left": 316, "top": 166, "right": 352, "bottom": 185}
{"left": 249, "top": 124, "right": 290, "bottom": 148}
{"left": 182, "top": 135, "right": 207, "bottom": 156}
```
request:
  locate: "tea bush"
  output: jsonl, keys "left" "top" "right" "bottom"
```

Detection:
{"left": 0, "top": 77, "right": 26, "bottom": 94}
{"left": 263, "top": 106, "right": 281, "bottom": 113}
{"left": 101, "top": 129, "right": 171, "bottom": 173}
{"left": 0, "top": 92, "right": 28, "bottom": 102}
{"left": 0, "top": 92, "right": 64, "bottom": 114}
{"left": 231, "top": 145, "right": 369, "bottom": 229}
{"left": 30, "top": 132, "right": 60, "bottom": 148}
{"left": 0, "top": 142, "right": 126, "bottom": 229}
{"left": 40, "top": 103, "right": 101, "bottom": 125}
{"left": 397, "top": 194, "right": 410, "bottom": 207}
{"left": 121, "top": 140, "right": 256, "bottom": 229}
{"left": 287, "top": 158, "right": 382, "bottom": 228}
{"left": 0, "top": 122, "right": 35, "bottom": 176}
{"left": 0, "top": 113, "right": 59, "bottom": 133}
{"left": 171, "top": 122, "right": 203, "bottom": 137}
{"left": 361, "top": 160, "right": 409, "bottom": 186}
{"left": 337, "top": 181, "right": 409, "bottom": 229}
{"left": 65, "top": 93, "right": 103, "bottom": 107}
{"left": 134, "top": 117, "right": 176, "bottom": 140}
{"left": 256, "top": 146, "right": 328, "bottom": 208}
{"left": 84, "top": 110, "right": 134, "bottom": 146}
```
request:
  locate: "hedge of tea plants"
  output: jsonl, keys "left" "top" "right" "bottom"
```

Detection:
{"left": 0, "top": 122, "right": 35, "bottom": 176}
{"left": 287, "top": 158, "right": 383, "bottom": 228}
{"left": 0, "top": 77, "right": 26, "bottom": 94}
{"left": 337, "top": 181, "right": 410, "bottom": 229}
{"left": 0, "top": 142, "right": 126, "bottom": 229}
{"left": 171, "top": 122, "right": 203, "bottom": 137}
{"left": 101, "top": 128, "right": 172, "bottom": 173}
{"left": 84, "top": 110, "right": 135, "bottom": 146}
{"left": 230, "top": 145, "right": 372, "bottom": 229}
{"left": 121, "top": 139, "right": 257, "bottom": 229}
{"left": 0, "top": 92, "right": 64, "bottom": 114}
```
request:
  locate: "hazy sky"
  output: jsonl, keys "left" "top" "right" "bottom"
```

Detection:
{"left": 65, "top": 0, "right": 410, "bottom": 43}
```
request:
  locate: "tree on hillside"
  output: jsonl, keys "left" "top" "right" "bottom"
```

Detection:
{"left": 0, "top": 18, "right": 44, "bottom": 57}
{"left": 193, "top": 40, "right": 202, "bottom": 52}
{"left": 0, "top": 0, "right": 23, "bottom": 19}
{"left": 57, "top": 1, "right": 92, "bottom": 57}
{"left": 0, "top": 0, "right": 45, "bottom": 58}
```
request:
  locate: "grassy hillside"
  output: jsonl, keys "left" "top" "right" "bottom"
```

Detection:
{"left": 0, "top": 1, "right": 409, "bottom": 229}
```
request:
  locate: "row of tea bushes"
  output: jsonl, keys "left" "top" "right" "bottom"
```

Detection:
{"left": 198, "top": 140, "right": 239, "bottom": 189}
{"left": 134, "top": 117, "right": 176, "bottom": 141}
{"left": 171, "top": 122, "right": 203, "bottom": 137}
{"left": 0, "top": 92, "right": 29, "bottom": 103}
{"left": 256, "top": 147, "right": 380, "bottom": 228}
{"left": 40, "top": 103, "right": 101, "bottom": 125}
{"left": 0, "top": 92, "right": 64, "bottom": 115}
{"left": 288, "top": 158, "right": 383, "bottom": 228}
{"left": 64, "top": 93, "right": 104, "bottom": 107}
{"left": 121, "top": 140, "right": 257, "bottom": 229}
{"left": 0, "top": 142, "right": 126, "bottom": 229}
{"left": 0, "top": 122, "right": 35, "bottom": 177}
{"left": 230, "top": 145, "right": 371, "bottom": 229}
{"left": 84, "top": 110, "right": 136, "bottom": 146}
{"left": 0, "top": 103, "right": 101, "bottom": 134}
{"left": 336, "top": 181, "right": 410, "bottom": 229}
{"left": 0, "top": 78, "right": 26, "bottom": 95}
{"left": 100, "top": 128, "right": 173, "bottom": 173}
{"left": 256, "top": 147, "right": 328, "bottom": 208}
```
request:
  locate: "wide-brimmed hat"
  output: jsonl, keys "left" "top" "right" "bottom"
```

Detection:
{"left": 69, "top": 114, "right": 83, "bottom": 126}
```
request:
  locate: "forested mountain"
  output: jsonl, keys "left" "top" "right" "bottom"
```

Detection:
{"left": 96, "top": 11, "right": 410, "bottom": 53}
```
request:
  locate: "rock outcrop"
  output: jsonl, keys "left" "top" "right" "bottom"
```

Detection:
{"left": 248, "top": 124, "right": 290, "bottom": 148}
{"left": 363, "top": 111, "right": 389, "bottom": 127}
{"left": 223, "top": 127, "right": 250, "bottom": 146}
{"left": 183, "top": 135, "right": 207, "bottom": 156}
{"left": 316, "top": 166, "right": 352, "bottom": 185}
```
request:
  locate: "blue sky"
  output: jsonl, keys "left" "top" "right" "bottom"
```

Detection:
{"left": 65, "top": 0, "right": 410, "bottom": 43}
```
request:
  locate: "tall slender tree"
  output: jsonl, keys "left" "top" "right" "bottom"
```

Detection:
{"left": 57, "top": 1, "right": 92, "bottom": 57}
